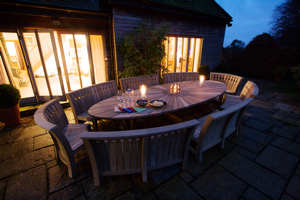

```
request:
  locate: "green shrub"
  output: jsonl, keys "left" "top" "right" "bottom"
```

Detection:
{"left": 198, "top": 65, "right": 210, "bottom": 78}
{"left": 291, "top": 64, "right": 300, "bottom": 85}
{"left": 0, "top": 84, "right": 21, "bottom": 108}
{"left": 119, "top": 20, "right": 170, "bottom": 78}
{"left": 272, "top": 67, "right": 288, "bottom": 77}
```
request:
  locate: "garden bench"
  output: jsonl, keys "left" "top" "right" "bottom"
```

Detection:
{"left": 220, "top": 80, "right": 259, "bottom": 109}
{"left": 119, "top": 74, "right": 159, "bottom": 92}
{"left": 34, "top": 99, "right": 89, "bottom": 178}
{"left": 162, "top": 72, "right": 199, "bottom": 84}
{"left": 210, "top": 72, "right": 244, "bottom": 95}
{"left": 190, "top": 97, "right": 252, "bottom": 162}
{"left": 81, "top": 120, "right": 199, "bottom": 186}
{"left": 66, "top": 80, "right": 117, "bottom": 131}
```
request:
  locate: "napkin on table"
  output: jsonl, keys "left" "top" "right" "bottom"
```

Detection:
{"left": 133, "top": 107, "right": 146, "bottom": 113}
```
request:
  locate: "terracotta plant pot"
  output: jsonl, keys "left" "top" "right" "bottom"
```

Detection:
{"left": 0, "top": 104, "right": 21, "bottom": 127}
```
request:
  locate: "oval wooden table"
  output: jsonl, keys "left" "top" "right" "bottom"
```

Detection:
{"left": 88, "top": 80, "right": 227, "bottom": 129}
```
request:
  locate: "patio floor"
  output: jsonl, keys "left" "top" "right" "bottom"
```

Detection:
{"left": 0, "top": 79, "right": 300, "bottom": 200}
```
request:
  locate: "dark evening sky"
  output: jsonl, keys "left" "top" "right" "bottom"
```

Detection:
{"left": 215, "top": 0, "right": 284, "bottom": 47}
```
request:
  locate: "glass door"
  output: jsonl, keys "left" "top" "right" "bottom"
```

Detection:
{"left": 19, "top": 29, "right": 65, "bottom": 102}
{"left": 57, "top": 32, "right": 93, "bottom": 92}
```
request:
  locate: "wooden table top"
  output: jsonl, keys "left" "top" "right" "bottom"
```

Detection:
{"left": 88, "top": 80, "right": 227, "bottom": 120}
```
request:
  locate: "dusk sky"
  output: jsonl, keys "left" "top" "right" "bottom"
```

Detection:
{"left": 215, "top": 0, "right": 284, "bottom": 47}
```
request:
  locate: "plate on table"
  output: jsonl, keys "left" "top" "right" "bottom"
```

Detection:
{"left": 149, "top": 100, "right": 166, "bottom": 108}
{"left": 137, "top": 100, "right": 148, "bottom": 106}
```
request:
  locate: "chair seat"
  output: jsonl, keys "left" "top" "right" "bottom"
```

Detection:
{"left": 78, "top": 111, "right": 95, "bottom": 121}
{"left": 225, "top": 89, "right": 235, "bottom": 95}
{"left": 193, "top": 110, "right": 220, "bottom": 139}
{"left": 62, "top": 123, "right": 89, "bottom": 152}
{"left": 221, "top": 94, "right": 242, "bottom": 109}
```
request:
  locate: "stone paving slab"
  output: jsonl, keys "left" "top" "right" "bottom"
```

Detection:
{"left": 34, "top": 133, "right": 54, "bottom": 150}
{"left": 191, "top": 165, "right": 247, "bottom": 200}
{"left": 255, "top": 145, "right": 299, "bottom": 178}
{"left": 243, "top": 118, "right": 272, "bottom": 132}
{"left": 242, "top": 187, "right": 270, "bottom": 200}
{"left": 141, "top": 192, "right": 158, "bottom": 200}
{"left": 281, "top": 193, "right": 295, "bottom": 200}
{"left": 274, "top": 103, "right": 296, "bottom": 112}
{"left": 233, "top": 146, "right": 257, "bottom": 160}
{"left": 271, "top": 137, "right": 300, "bottom": 156}
{"left": 5, "top": 165, "right": 47, "bottom": 200}
{"left": 243, "top": 128, "right": 274, "bottom": 146}
{"left": 178, "top": 171, "right": 194, "bottom": 183}
{"left": 10, "top": 125, "right": 46, "bottom": 142}
{"left": 154, "top": 176, "right": 202, "bottom": 200}
{"left": 82, "top": 175, "right": 132, "bottom": 200}
{"left": 227, "top": 135, "right": 264, "bottom": 154}
{"left": 283, "top": 126, "right": 300, "bottom": 134}
{"left": 49, "top": 158, "right": 92, "bottom": 193}
{"left": 295, "top": 164, "right": 300, "bottom": 176}
{"left": 272, "top": 110, "right": 299, "bottom": 124}
{"left": 0, "top": 138, "right": 33, "bottom": 161}
{"left": 0, "top": 146, "right": 55, "bottom": 179}
{"left": 270, "top": 126, "right": 297, "bottom": 140}
{"left": 247, "top": 112, "right": 284, "bottom": 128}
{"left": 285, "top": 175, "right": 300, "bottom": 199}
{"left": 219, "top": 151, "right": 287, "bottom": 199}
{"left": 187, "top": 148, "right": 223, "bottom": 177}
{"left": 49, "top": 182, "right": 84, "bottom": 200}
{"left": 0, "top": 179, "right": 6, "bottom": 200}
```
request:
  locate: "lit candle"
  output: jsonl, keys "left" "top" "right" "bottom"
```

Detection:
{"left": 174, "top": 84, "right": 177, "bottom": 93}
{"left": 140, "top": 85, "right": 146, "bottom": 99}
{"left": 199, "top": 75, "right": 205, "bottom": 87}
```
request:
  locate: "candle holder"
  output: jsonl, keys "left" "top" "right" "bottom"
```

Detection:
{"left": 199, "top": 75, "right": 205, "bottom": 87}
{"left": 170, "top": 84, "right": 180, "bottom": 94}
{"left": 140, "top": 85, "right": 147, "bottom": 100}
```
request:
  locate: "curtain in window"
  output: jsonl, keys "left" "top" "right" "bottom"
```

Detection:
{"left": 90, "top": 35, "right": 106, "bottom": 84}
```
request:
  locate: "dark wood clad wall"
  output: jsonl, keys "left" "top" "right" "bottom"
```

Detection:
{"left": 113, "top": 5, "right": 226, "bottom": 72}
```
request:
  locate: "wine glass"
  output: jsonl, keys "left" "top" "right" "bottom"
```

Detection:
{"left": 117, "top": 90, "right": 122, "bottom": 102}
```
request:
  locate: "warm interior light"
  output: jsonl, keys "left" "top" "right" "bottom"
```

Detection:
{"left": 199, "top": 75, "right": 205, "bottom": 87}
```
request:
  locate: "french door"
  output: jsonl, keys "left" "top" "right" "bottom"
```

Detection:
{"left": 19, "top": 29, "right": 65, "bottom": 102}
{"left": 0, "top": 29, "right": 107, "bottom": 105}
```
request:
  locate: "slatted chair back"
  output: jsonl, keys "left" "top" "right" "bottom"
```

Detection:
{"left": 163, "top": 72, "right": 199, "bottom": 84}
{"left": 34, "top": 100, "right": 74, "bottom": 175}
{"left": 192, "top": 103, "right": 243, "bottom": 162}
{"left": 221, "top": 97, "right": 254, "bottom": 145}
{"left": 81, "top": 120, "right": 199, "bottom": 186}
{"left": 92, "top": 80, "right": 118, "bottom": 102}
{"left": 66, "top": 86, "right": 97, "bottom": 123}
{"left": 119, "top": 74, "right": 160, "bottom": 92}
{"left": 210, "top": 72, "right": 243, "bottom": 94}
{"left": 239, "top": 80, "right": 259, "bottom": 100}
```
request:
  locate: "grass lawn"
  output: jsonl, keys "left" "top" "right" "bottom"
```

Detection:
{"left": 269, "top": 79, "right": 300, "bottom": 100}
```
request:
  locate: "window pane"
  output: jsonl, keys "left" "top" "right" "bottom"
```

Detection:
{"left": 181, "top": 38, "right": 188, "bottom": 72}
{"left": 74, "top": 35, "right": 91, "bottom": 88}
{"left": 0, "top": 54, "right": 10, "bottom": 84}
{"left": 188, "top": 38, "right": 195, "bottom": 72}
{"left": 193, "top": 38, "right": 202, "bottom": 72}
{"left": 38, "top": 32, "right": 62, "bottom": 96}
{"left": 90, "top": 35, "right": 106, "bottom": 84}
{"left": 176, "top": 37, "right": 183, "bottom": 72}
{"left": 1, "top": 33, "right": 35, "bottom": 98}
{"left": 168, "top": 37, "right": 176, "bottom": 73}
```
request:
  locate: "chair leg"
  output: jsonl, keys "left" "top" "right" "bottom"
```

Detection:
{"left": 68, "top": 165, "right": 77, "bottom": 178}
{"left": 142, "top": 170, "right": 147, "bottom": 183}
{"left": 195, "top": 150, "right": 203, "bottom": 163}
{"left": 94, "top": 175, "right": 102, "bottom": 187}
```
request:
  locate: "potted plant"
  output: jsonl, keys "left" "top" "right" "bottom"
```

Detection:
{"left": 0, "top": 84, "right": 21, "bottom": 127}
{"left": 272, "top": 67, "right": 288, "bottom": 83}
{"left": 291, "top": 64, "right": 300, "bottom": 89}
{"left": 198, "top": 65, "right": 211, "bottom": 80}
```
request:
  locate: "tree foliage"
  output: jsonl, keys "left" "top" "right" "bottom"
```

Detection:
{"left": 270, "top": 0, "right": 300, "bottom": 48}
{"left": 119, "top": 20, "right": 170, "bottom": 78}
{"left": 217, "top": 39, "right": 245, "bottom": 73}
{"left": 237, "top": 33, "right": 284, "bottom": 78}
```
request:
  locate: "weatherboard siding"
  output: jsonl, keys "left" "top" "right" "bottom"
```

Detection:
{"left": 113, "top": 4, "right": 226, "bottom": 72}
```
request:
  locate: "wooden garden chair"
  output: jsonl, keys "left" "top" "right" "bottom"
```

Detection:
{"left": 34, "top": 99, "right": 90, "bottom": 178}
{"left": 162, "top": 72, "right": 199, "bottom": 84}
{"left": 220, "top": 80, "right": 259, "bottom": 109}
{"left": 81, "top": 120, "right": 199, "bottom": 186}
{"left": 119, "top": 74, "right": 159, "bottom": 92}
{"left": 210, "top": 72, "right": 244, "bottom": 95}
{"left": 66, "top": 80, "right": 117, "bottom": 131}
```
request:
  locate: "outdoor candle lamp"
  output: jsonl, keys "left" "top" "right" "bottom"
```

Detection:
{"left": 170, "top": 84, "right": 180, "bottom": 94}
{"left": 199, "top": 75, "right": 205, "bottom": 87}
{"left": 140, "top": 85, "right": 147, "bottom": 99}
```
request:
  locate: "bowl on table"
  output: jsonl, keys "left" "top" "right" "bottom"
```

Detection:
{"left": 137, "top": 100, "right": 148, "bottom": 106}
{"left": 149, "top": 100, "right": 166, "bottom": 108}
